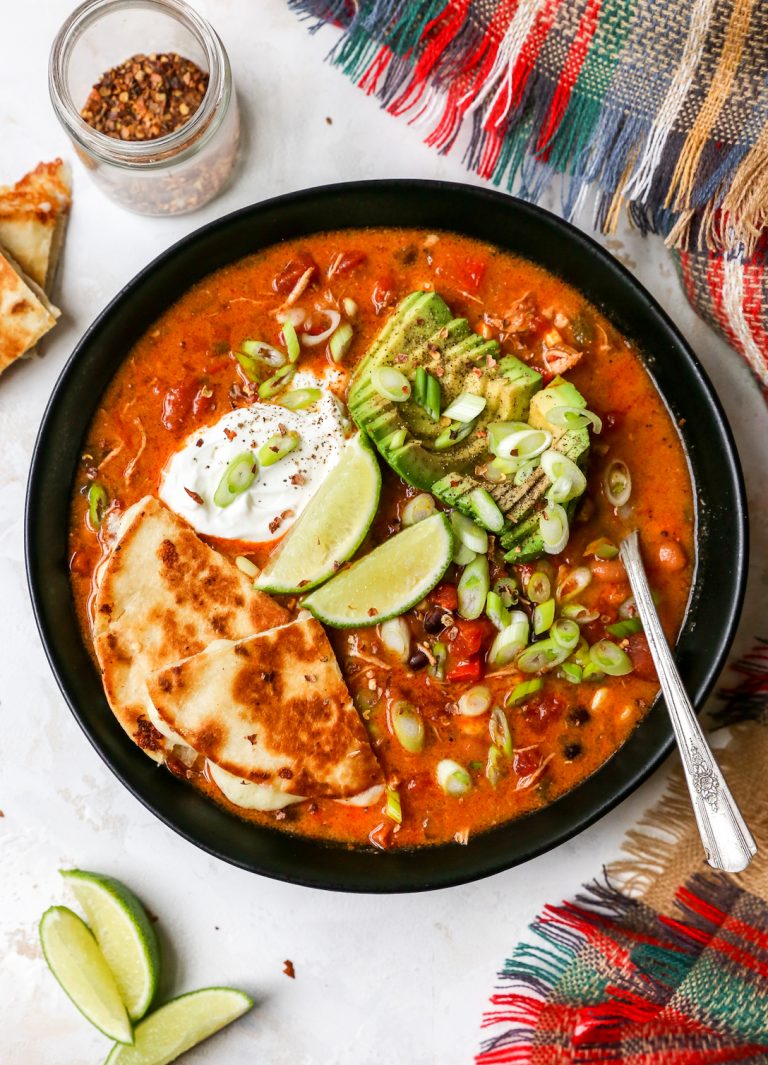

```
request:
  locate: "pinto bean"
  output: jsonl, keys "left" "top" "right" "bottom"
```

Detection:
{"left": 590, "top": 558, "right": 627, "bottom": 582}
{"left": 657, "top": 540, "right": 687, "bottom": 571}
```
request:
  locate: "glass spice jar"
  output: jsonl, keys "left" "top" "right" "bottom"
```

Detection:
{"left": 49, "top": 0, "right": 240, "bottom": 216}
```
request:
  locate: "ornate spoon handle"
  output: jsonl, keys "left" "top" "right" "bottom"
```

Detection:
{"left": 619, "top": 531, "right": 756, "bottom": 873}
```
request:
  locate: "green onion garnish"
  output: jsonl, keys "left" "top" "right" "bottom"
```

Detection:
{"left": 213, "top": 453, "right": 258, "bottom": 508}
{"left": 550, "top": 618, "right": 580, "bottom": 651}
{"left": 88, "top": 483, "right": 108, "bottom": 529}
{"left": 258, "top": 365, "right": 296, "bottom": 399}
{"left": 425, "top": 373, "right": 441, "bottom": 422}
{"left": 371, "top": 366, "right": 411, "bottom": 403}
{"left": 414, "top": 366, "right": 427, "bottom": 405}
{"left": 390, "top": 701, "right": 425, "bottom": 753}
{"left": 279, "top": 388, "right": 322, "bottom": 411}
{"left": 442, "top": 391, "right": 486, "bottom": 423}
{"left": 436, "top": 759, "right": 472, "bottom": 796}
{"left": 489, "top": 706, "right": 513, "bottom": 758}
{"left": 540, "top": 502, "right": 570, "bottom": 555}
{"left": 532, "top": 598, "right": 555, "bottom": 635}
{"left": 240, "top": 339, "right": 286, "bottom": 366}
{"left": 517, "top": 638, "right": 571, "bottom": 674}
{"left": 493, "top": 576, "right": 518, "bottom": 608}
{"left": 257, "top": 430, "right": 300, "bottom": 467}
{"left": 541, "top": 449, "right": 587, "bottom": 504}
{"left": 282, "top": 320, "right": 301, "bottom": 363}
{"left": 457, "top": 555, "right": 490, "bottom": 620}
{"left": 469, "top": 487, "right": 504, "bottom": 533}
{"left": 582, "top": 662, "right": 605, "bottom": 681}
{"left": 526, "top": 571, "right": 551, "bottom": 604}
{"left": 402, "top": 493, "right": 437, "bottom": 526}
{"left": 384, "top": 427, "right": 408, "bottom": 451}
{"left": 561, "top": 661, "right": 583, "bottom": 684}
{"left": 589, "top": 639, "right": 634, "bottom": 676}
{"left": 329, "top": 322, "right": 354, "bottom": 363}
{"left": 385, "top": 787, "right": 402, "bottom": 824}
{"left": 556, "top": 566, "right": 592, "bottom": 603}
{"left": 235, "top": 351, "right": 261, "bottom": 382}
{"left": 584, "top": 536, "right": 619, "bottom": 560}
{"left": 486, "top": 590, "right": 511, "bottom": 631}
{"left": 486, "top": 745, "right": 504, "bottom": 787}
{"left": 430, "top": 642, "right": 447, "bottom": 681}
{"left": 495, "top": 427, "right": 552, "bottom": 461}
{"left": 606, "top": 617, "right": 643, "bottom": 638}
{"left": 604, "top": 460, "right": 632, "bottom": 507}
{"left": 506, "top": 678, "right": 543, "bottom": 706}
{"left": 488, "top": 612, "right": 529, "bottom": 668}
{"left": 547, "top": 405, "right": 603, "bottom": 433}
{"left": 433, "top": 418, "right": 477, "bottom": 450}
{"left": 451, "top": 510, "right": 488, "bottom": 554}
{"left": 457, "top": 685, "right": 492, "bottom": 717}
{"left": 561, "top": 602, "right": 600, "bottom": 623}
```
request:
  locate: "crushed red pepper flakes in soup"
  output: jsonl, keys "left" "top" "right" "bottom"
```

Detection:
{"left": 69, "top": 228, "right": 695, "bottom": 850}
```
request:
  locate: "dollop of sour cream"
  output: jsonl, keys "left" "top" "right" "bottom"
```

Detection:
{"left": 159, "top": 372, "right": 348, "bottom": 542}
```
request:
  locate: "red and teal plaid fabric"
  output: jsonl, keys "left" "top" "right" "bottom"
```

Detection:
{"left": 291, "top": 0, "right": 768, "bottom": 386}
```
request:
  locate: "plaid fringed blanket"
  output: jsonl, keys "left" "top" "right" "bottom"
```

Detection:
{"left": 291, "top": 0, "right": 768, "bottom": 385}
{"left": 476, "top": 686, "right": 768, "bottom": 1064}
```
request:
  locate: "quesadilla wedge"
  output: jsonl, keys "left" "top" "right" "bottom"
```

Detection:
{"left": 0, "top": 159, "right": 71, "bottom": 289}
{"left": 146, "top": 617, "right": 383, "bottom": 800}
{"left": 0, "top": 249, "right": 60, "bottom": 375}
{"left": 93, "top": 495, "right": 289, "bottom": 760}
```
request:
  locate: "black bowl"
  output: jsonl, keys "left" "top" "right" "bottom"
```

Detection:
{"left": 26, "top": 180, "right": 747, "bottom": 892}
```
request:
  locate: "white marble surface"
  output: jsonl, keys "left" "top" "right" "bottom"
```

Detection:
{"left": 2, "top": 3, "right": 767, "bottom": 1063}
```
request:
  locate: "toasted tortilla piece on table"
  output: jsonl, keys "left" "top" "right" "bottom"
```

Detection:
{"left": 0, "top": 250, "right": 60, "bottom": 375}
{"left": 147, "top": 618, "right": 383, "bottom": 800}
{"left": 0, "top": 159, "right": 71, "bottom": 289}
{"left": 93, "top": 495, "right": 289, "bottom": 761}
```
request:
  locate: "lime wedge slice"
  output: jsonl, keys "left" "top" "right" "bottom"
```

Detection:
{"left": 303, "top": 511, "right": 453, "bottom": 627}
{"left": 104, "top": 987, "right": 253, "bottom": 1065}
{"left": 256, "top": 432, "right": 381, "bottom": 594}
{"left": 39, "top": 906, "right": 133, "bottom": 1044}
{"left": 61, "top": 869, "right": 160, "bottom": 1021}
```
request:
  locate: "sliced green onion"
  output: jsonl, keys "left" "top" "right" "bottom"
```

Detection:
{"left": 384, "top": 427, "right": 408, "bottom": 451}
{"left": 342, "top": 297, "right": 358, "bottom": 317}
{"left": 606, "top": 617, "right": 643, "bottom": 638}
{"left": 619, "top": 596, "right": 638, "bottom": 619}
{"left": 589, "top": 639, "right": 634, "bottom": 676}
{"left": 506, "top": 678, "right": 543, "bottom": 706}
{"left": 458, "top": 555, "right": 490, "bottom": 620}
{"left": 496, "top": 428, "right": 552, "bottom": 461}
{"left": 514, "top": 459, "right": 539, "bottom": 486}
{"left": 88, "top": 483, "right": 108, "bottom": 529}
{"left": 541, "top": 449, "right": 587, "bottom": 503}
{"left": 371, "top": 366, "right": 411, "bottom": 403}
{"left": 281, "top": 320, "right": 301, "bottom": 362}
{"left": 235, "top": 351, "right": 261, "bottom": 382}
{"left": 300, "top": 309, "right": 341, "bottom": 347}
{"left": 379, "top": 617, "right": 411, "bottom": 662}
{"left": 385, "top": 787, "right": 402, "bottom": 824}
{"left": 526, "top": 571, "right": 551, "bottom": 604}
{"left": 547, "top": 405, "right": 603, "bottom": 433}
{"left": 329, "top": 322, "right": 354, "bottom": 363}
{"left": 450, "top": 511, "right": 488, "bottom": 554}
{"left": 430, "top": 642, "right": 447, "bottom": 681}
{"left": 487, "top": 421, "right": 529, "bottom": 455}
{"left": 437, "top": 759, "right": 472, "bottom": 796}
{"left": 532, "top": 598, "right": 555, "bottom": 635}
{"left": 457, "top": 685, "right": 492, "bottom": 717}
{"left": 279, "top": 387, "right": 322, "bottom": 411}
{"left": 425, "top": 374, "right": 442, "bottom": 422}
{"left": 561, "top": 602, "right": 600, "bottom": 624}
{"left": 517, "top": 638, "right": 571, "bottom": 674}
{"left": 556, "top": 566, "right": 592, "bottom": 603}
{"left": 489, "top": 706, "right": 513, "bottom": 758}
{"left": 486, "top": 745, "right": 505, "bottom": 786}
{"left": 582, "top": 662, "right": 606, "bottom": 681}
{"left": 257, "top": 430, "right": 300, "bottom": 467}
{"left": 414, "top": 366, "right": 427, "bottom": 405}
{"left": 391, "top": 701, "right": 425, "bottom": 753}
{"left": 453, "top": 541, "right": 477, "bottom": 566}
{"left": 258, "top": 364, "right": 295, "bottom": 399}
{"left": 214, "top": 452, "right": 258, "bottom": 508}
{"left": 569, "top": 638, "right": 592, "bottom": 670}
{"left": 240, "top": 339, "right": 286, "bottom": 367}
{"left": 469, "top": 487, "right": 504, "bottom": 533}
{"left": 486, "top": 590, "right": 511, "bottom": 631}
{"left": 442, "top": 392, "right": 487, "bottom": 423}
{"left": 402, "top": 493, "right": 437, "bottom": 526}
{"left": 550, "top": 618, "right": 580, "bottom": 651}
{"left": 488, "top": 611, "right": 529, "bottom": 668}
{"left": 584, "top": 536, "right": 619, "bottom": 560}
{"left": 561, "top": 662, "right": 583, "bottom": 684}
{"left": 433, "top": 418, "right": 477, "bottom": 450}
{"left": 540, "top": 503, "right": 569, "bottom": 555}
{"left": 604, "top": 460, "right": 632, "bottom": 507}
{"left": 493, "top": 576, "right": 518, "bottom": 608}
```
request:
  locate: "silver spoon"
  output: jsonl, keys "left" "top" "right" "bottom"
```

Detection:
{"left": 619, "top": 530, "right": 756, "bottom": 873}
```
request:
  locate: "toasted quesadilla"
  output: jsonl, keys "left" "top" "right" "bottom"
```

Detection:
{"left": 93, "top": 495, "right": 289, "bottom": 760}
{"left": 0, "top": 160, "right": 71, "bottom": 289}
{"left": 146, "top": 617, "right": 383, "bottom": 800}
{"left": 0, "top": 249, "right": 60, "bottom": 375}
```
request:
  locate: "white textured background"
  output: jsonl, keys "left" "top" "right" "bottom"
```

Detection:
{"left": 2, "top": 3, "right": 767, "bottom": 1063}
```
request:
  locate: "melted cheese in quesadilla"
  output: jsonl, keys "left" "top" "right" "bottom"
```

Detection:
{"left": 0, "top": 159, "right": 71, "bottom": 289}
{"left": 0, "top": 250, "right": 60, "bottom": 374}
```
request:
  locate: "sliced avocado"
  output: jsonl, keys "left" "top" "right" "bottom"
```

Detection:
{"left": 350, "top": 291, "right": 453, "bottom": 386}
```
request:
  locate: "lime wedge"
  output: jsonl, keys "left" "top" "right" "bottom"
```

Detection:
{"left": 61, "top": 869, "right": 160, "bottom": 1021}
{"left": 256, "top": 432, "right": 381, "bottom": 594}
{"left": 104, "top": 987, "right": 253, "bottom": 1065}
{"left": 39, "top": 906, "right": 133, "bottom": 1044}
{"left": 303, "top": 511, "right": 453, "bottom": 627}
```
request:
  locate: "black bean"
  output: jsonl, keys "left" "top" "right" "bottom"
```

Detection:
{"left": 424, "top": 606, "right": 449, "bottom": 634}
{"left": 567, "top": 707, "right": 590, "bottom": 726}
{"left": 408, "top": 650, "right": 429, "bottom": 671}
{"left": 563, "top": 743, "right": 582, "bottom": 760}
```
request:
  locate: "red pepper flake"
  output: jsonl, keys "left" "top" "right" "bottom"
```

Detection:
{"left": 245, "top": 734, "right": 258, "bottom": 745}
{"left": 434, "top": 366, "right": 445, "bottom": 377}
{"left": 298, "top": 579, "right": 310, "bottom": 588}
{"left": 278, "top": 423, "right": 288, "bottom": 435}
{"left": 184, "top": 487, "right": 204, "bottom": 505}
{"left": 290, "top": 473, "right": 305, "bottom": 486}
{"left": 283, "top": 960, "right": 296, "bottom": 979}
{"left": 367, "top": 607, "right": 378, "bottom": 617}
{"left": 281, "top": 509, "right": 294, "bottom": 520}
{"left": 268, "top": 516, "right": 282, "bottom": 534}
{"left": 223, "top": 428, "right": 237, "bottom": 441}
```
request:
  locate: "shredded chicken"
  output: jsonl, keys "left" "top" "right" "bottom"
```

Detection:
{"left": 542, "top": 346, "right": 583, "bottom": 374}
{"left": 124, "top": 418, "right": 147, "bottom": 482}
{"left": 280, "top": 267, "right": 315, "bottom": 308}
{"left": 483, "top": 292, "right": 537, "bottom": 336}
{"left": 96, "top": 444, "right": 123, "bottom": 470}
{"left": 515, "top": 753, "right": 555, "bottom": 791}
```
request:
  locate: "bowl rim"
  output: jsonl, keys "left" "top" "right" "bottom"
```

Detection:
{"left": 25, "top": 178, "right": 748, "bottom": 892}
